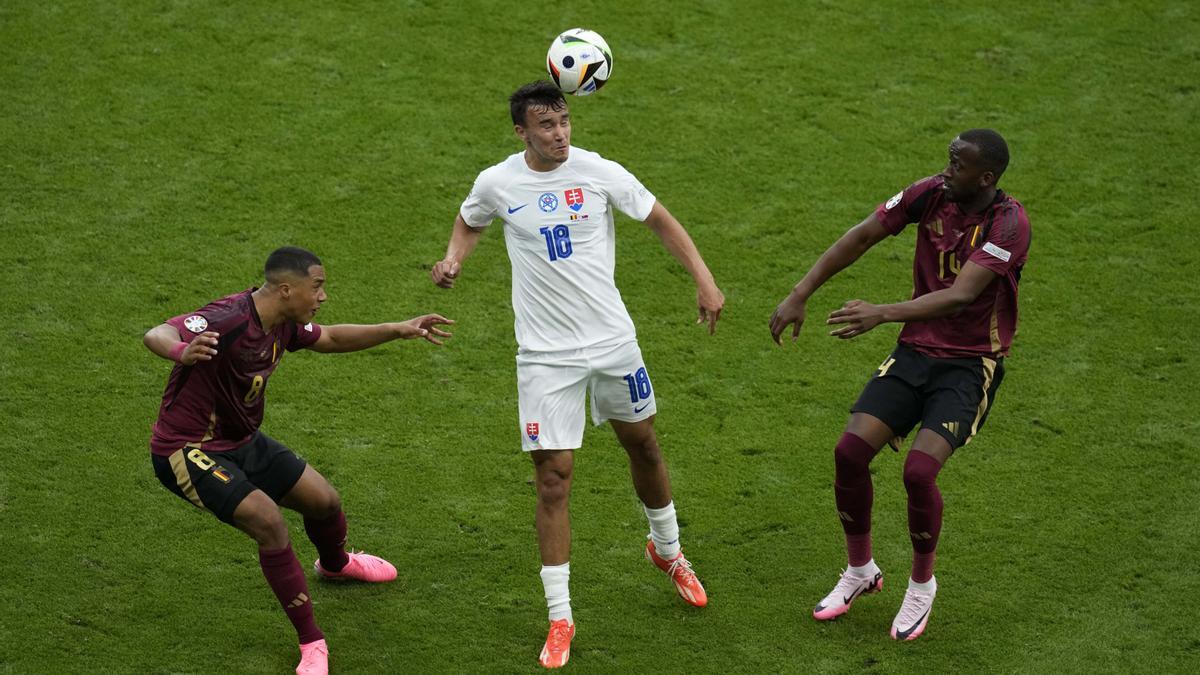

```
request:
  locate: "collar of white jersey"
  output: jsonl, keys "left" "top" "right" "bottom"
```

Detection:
{"left": 521, "top": 146, "right": 580, "bottom": 175}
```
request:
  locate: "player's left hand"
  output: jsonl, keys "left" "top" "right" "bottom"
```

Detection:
{"left": 827, "top": 300, "right": 884, "bottom": 339}
{"left": 696, "top": 283, "right": 725, "bottom": 335}
{"left": 398, "top": 314, "right": 455, "bottom": 345}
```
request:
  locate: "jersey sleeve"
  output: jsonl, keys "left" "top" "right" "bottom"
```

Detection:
{"left": 459, "top": 170, "right": 499, "bottom": 229}
{"left": 165, "top": 302, "right": 241, "bottom": 340}
{"left": 874, "top": 176, "right": 942, "bottom": 235}
{"left": 967, "top": 204, "right": 1030, "bottom": 275}
{"left": 596, "top": 158, "right": 656, "bottom": 221}
{"left": 285, "top": 321, "right": 323, "bottom": 352}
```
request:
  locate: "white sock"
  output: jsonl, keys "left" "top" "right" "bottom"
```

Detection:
{"left": 849, "top": 559, "right": 881, "bottom": 578}
{"left": 540, "top": 563, "right": 572, "bottom": 624}
{"left": 908, "top": 575, "right": 937, "bottom": 594}
{"left": 644, "top": 501, "right": 682, "bottom": 559}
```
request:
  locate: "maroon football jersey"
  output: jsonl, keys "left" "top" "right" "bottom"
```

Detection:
{"left": 149, "top": 289, "right": 322, "bottom": 456}
{"left": 874, "top": 176, "right": 1030, "bottom": 359}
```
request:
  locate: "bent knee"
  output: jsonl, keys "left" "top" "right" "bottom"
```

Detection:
{"left": 242, "top": 509, "right": 289, "bottom": 546}
{"left": 834, "top": 432, "right": 876, "bottom": 476}
{"left": 536, "top": 473, "right": 572, "bottom": 505}
{"left": 902, "top": 451, "right": 942, "bottom": 491}
{"left": 625, "top": 440, "right": 663, "bottom": 465}
{"left": 311, "top": 488, "right": 342, "bottom": 520}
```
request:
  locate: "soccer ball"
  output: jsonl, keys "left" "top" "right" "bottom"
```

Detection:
{"left": 546, "top": 29, "right": 613, "bottom": 96}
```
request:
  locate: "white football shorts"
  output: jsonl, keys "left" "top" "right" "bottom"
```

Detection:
{"left": 516, "top": 340, "right": 657, "bottom": 451}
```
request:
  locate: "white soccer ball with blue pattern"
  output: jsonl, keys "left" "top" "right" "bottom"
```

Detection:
{"left": 546, "top": 29, "right": 613, "bottom": 96}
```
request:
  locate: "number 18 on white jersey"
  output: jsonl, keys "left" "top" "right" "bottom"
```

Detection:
{"left": 459, "top": 146, "right": 656, "bottom": 353}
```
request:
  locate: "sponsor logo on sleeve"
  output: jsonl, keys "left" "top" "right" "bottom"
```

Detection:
{"left": 303, "top": 322, "right": 314, "bottom": 332}
{"left": 885, "top": 191, "right": 903, "bottom": 210}
{"left": 565, "top": 187, "right": 585, "bottom": 212}
{"left": 538, "top": 193, "right": 559, "bottom": 212}
{"left": 183, "top": 315, "right": 208, "bottom": 333}
{"left": 982, "top": 241, "right": 1012, "bottom": 262}
{"left": 526, "top": 422, "right": 540, "bottom": 442}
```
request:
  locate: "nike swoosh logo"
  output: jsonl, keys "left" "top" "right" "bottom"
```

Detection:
{"left": 843, "top": 573, "right": 881, "bottom": 604}
{"left": 507, "top": 204, "right": 527, "bottom": 214}
{"left": 634, "top": 403, "right": 649, "bottom": 413}
{"left": 895, "top": 608, "right": 930, "bottom": 640}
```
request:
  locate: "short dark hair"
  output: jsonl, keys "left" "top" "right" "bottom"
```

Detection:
{"left": 510, "top": 80, "right": 567, "bottom": 126}
{"left": 264, "top": 246, "right": 321, "bottom": 283}
{"left": 959, "top": 128, "right": 1010, "bottom": 179}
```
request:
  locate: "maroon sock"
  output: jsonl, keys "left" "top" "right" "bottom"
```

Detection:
{"left": 903, "top": 451, "right": 945, "bottom": 583}
{"left": 259, "top": 544, "right": 324, "bottom": 645}
{"left": 833, "top": 432, "right": 880, "bottom": 567}
{"left": 304, "top": 510, "right": 350, "bottom": 573}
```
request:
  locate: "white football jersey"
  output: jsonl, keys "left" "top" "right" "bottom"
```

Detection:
{"left": 459, "top": 146, "right": 656, "bottom": 352}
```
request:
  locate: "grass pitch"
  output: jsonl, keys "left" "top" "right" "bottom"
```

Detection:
{"left": 2, "top": 1, "right": 1198, "bottom": 672}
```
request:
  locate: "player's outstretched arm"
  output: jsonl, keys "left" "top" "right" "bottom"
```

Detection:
{"left": 769, "top": 213, "right": 891, "bottom": 345}
{"left": 431, "top": 214, "right": 483, "bottom": 289}
{"left": 642, "top": 201, "right": 724, "bottom": 334}
{"left": 308, "top": 315, "right": 455, "bottom": 353}
{"left": 826, "top": 262, "right": 998, "bottom": 339}
{"left": 143, "top": 323, "right": 218, "bottom": 365}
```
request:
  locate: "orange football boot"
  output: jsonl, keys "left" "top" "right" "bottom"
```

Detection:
{"left": 645, "top": 540, "right": 708, "bottom": 607}
{"left": 539, "top": 619, "right": 575, "bottom": 669}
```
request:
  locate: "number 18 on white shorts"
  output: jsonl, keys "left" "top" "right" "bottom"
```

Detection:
{"left": 517, "top": 340, "right": 657, "bottom": 451}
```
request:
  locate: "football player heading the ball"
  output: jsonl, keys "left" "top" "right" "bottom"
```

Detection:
{"left": 769, "top": 130, "right": 1031, "bottom": 641}
{"left": 431, "top": 81, "right": 724, "bottom": 668}
{"left": 144, "top": 246, "right": 453, "bottom": 675}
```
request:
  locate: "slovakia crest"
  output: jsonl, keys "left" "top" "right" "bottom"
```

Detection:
{"left": 183, "top": 315, "right": 208, "bottom": 333}
{"left": 539, "top": 192, "right": 559, "bottom": 212}
{"left": 565, "top": 187, "right": 584, "bottom": 212}
{"left": 526, "top": 422, "right": 540, "bottom": 441}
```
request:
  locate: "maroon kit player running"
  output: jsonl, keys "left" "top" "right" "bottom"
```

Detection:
{"left": 769, "top": 130, "right": 1030, "bottom": 640}
{"left": 144, "top": 247, "right": 453, "bottom": 674}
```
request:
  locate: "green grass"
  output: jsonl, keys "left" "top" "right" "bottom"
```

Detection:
{"left": 2, "top": 0, "right": 1198, "bottom": 672}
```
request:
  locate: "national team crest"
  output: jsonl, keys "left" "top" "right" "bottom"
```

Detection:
{"left": 565, "top": 187, "right": 584, "bottom": 212}
{"left": 526, "top": 422, "right": 540, "bottom": 441}
{"left": 539, "top": 192, "right": 559, "bottom": 212}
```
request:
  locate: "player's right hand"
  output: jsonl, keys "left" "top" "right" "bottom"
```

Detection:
{"left": 182, "top": 331, "right": 219, "bottom": 364}
{"left": 431, "top": 259, "right": 461, "bottom": 289}
{"left": 769, "top": 293, "right": 807, "bottom": 346}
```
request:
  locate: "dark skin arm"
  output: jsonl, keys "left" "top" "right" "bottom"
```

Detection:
{"left": 144, "top": 316, "right": 454, "bottom": 361}
{"left": 769, "top": 213, "right": 892, "bottom": 345}
{"left": 143, "top": 324, "right": 219, "bottom": 364}
{"left": 308, "top": 315, "right": 454, "bottom": 353}
{"left": 826, "top": 260, "right": 998, "bottom": 338}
